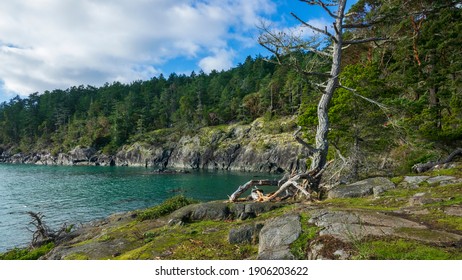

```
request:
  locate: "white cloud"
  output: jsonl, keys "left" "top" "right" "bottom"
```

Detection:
{"left": 0, "top": 0, "right": 276, "bottom": 100}
{"left": 199, "top": 49, "right": 235, "bottom": 73}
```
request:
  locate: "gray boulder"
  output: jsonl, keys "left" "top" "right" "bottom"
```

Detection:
{"left": 190, "top": 202, "right": 231, "bottom": 221}
{"left": 426, "top": 176, "right": 456, "bottom": 185}
{"left": 408, "top": 192, "right": 443, "bottom": 206}
{"left": 328, "top": 177, "right": 395, "bottom": 199}
{"left": 228, "top": 223, "right": 264, "bottom": 244}
{"left": 230, "top": 202, "right": 282, "bottom": 220}
{"left": 257, "top": 214, "right": 301, "bottom": 260}
{"left": 400, "top": 176, "right": 430, "bottom": 188}
{"left": 69, "top": 146, "right": 96, "bottom": 164}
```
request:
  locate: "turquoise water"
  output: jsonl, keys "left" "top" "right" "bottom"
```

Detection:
{"left": 0, "top": 164, "right": 278, "bottom": 252}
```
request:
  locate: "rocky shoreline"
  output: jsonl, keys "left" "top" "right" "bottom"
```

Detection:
{"left": 0, "top": 118, "right": 309, "bottom": 173}
{"left": 39, "top": 173, "right": 462, "bottom": 260}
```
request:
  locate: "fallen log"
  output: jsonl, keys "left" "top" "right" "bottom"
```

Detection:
{"left": 229, "top": 180, "right": 279, "bottom": 202}
{"left": 412, "top": 148, "right": 462, "bottom": 173}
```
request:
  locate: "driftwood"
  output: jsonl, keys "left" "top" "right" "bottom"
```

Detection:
{"left": 27, "top": 211, "right": 69, "bottom": 248}
{"left": 229, "top": 160, "right": 333, "bottom": 202}
{"left": 228, "top": 180, "right": 279, "bottom": 202}
{"left": 412, "top": 148, "right": 462, "bottom": 173}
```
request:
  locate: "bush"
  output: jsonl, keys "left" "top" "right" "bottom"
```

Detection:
{"left": 137, "top": 195, "right": 198, "bottom": 221}
{"left": 0, "top": 242, "right": 55, "bottom": 260}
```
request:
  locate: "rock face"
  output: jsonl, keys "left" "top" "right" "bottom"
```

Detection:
{"left": 257, "top": 214, "right": 301, "bottom": 260}
{"left": 167, "top": 201, "right": 285, "bottom": 225}
{"left": 0, "top": 118, "right": 309, "bottom": 173}
{"left": 327, "top": 177, "right": 395, "bottom": 199}
{"left": 228, "top": 223, "right": 264, "bottom": 245}
{"left": 309, "top": 209, "right": 426, "bottom": 242}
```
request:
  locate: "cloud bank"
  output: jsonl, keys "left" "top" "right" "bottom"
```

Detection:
{"left": 0, "top": 0, "right": 275, "bottom": 100}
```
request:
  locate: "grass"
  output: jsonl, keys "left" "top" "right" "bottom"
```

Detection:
{"left": 413, "top": 208, "right": 462, "bottom": 231}
{"left": 424, "top": 164, "right": 462, "bottom": 177}
{"left": 115, "top": 219, "right": 258, "bottom": 260}
{"left": 137, "top": 195, "right": 198, "bottom": 221}
{"left": 352, "top": 238, "right": 462, "bottom": 260}
{"left": 0, "top": 242, "right": 55, "bottom": 260}
{"left": 290, "top": 213, "right": 319, "bottom": 259}
{"left": 64, "top": 252, "right": 90, "bottom": 260}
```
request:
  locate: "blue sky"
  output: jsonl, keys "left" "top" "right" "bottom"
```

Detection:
{"left": 0, "top": 0, "right": 357, "bottom": 103}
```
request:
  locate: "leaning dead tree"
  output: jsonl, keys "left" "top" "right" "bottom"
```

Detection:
{"left": 230, "top": 0, "right": 387, "bottom": 202}
{"left": 27, "top": 211, "right": 69, "bottom": 248}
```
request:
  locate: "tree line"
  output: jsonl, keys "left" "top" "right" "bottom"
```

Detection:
{"left": 1, "top": 0, "right": 461, "bottom": 175}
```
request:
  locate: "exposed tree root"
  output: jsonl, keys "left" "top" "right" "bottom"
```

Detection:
{"left": 229, "top": 160, "right": 333, "bottom": 202}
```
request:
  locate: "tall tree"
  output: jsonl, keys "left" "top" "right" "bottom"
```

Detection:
{"left": 230, "top": 0, "right": 386, "bottom": 201}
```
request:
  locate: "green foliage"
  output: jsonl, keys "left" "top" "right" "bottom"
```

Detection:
{"left": 0, "top": 242, "right": 54, "bottom": 260}
{"left": 290, "top": 213, "right": 319, "bottom": 259}
{"left": 137, "top": 195, "right": 198, "bottom": 221}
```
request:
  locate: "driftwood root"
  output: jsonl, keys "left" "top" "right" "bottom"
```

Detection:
{"left": 229, "top": 160, "right": 333, "bottom": 202}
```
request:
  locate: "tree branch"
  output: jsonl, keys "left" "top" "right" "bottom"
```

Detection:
{"left": 293, "top": 126, "right": 316, "bottom": 155}
{"left": 291, "top": 12, "right": 337, "bottom": 42}
{"left": 304, "top": 46, "right": 333, "bottom": 58}
{"left": 339, "top": 84, "right": 389, "bottom": 111}
{"left": 343, "top": 22, "right": 375, "bottom": 29}
{"left": 300, "top": 0, "right": 338, "bottom": 19}
{"left": 343, "top": 37, "right": 388, "bottom": 44}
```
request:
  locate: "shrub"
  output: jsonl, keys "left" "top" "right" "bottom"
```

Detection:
{"left": 137, "top": 195, "right": 198, "bottom": 221}
{"left": 0, "top": 242, "right": 55, "bottom": 260}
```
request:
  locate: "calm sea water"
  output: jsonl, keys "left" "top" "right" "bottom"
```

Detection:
{"left": 0, "top": 164, "right": 277, "bottom": 252}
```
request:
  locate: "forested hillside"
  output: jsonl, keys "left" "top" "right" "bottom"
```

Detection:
{"left": 1, "top": 0, "right": 461, "bottom": 176}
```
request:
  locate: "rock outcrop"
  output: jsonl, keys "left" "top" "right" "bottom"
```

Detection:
{"left": 257, "top": 214, "right": 301, "bottom": 260}
{"left": 0, "top": 118, "right": 309, "bottom": 173}
{"left": 327, "top": 177, "right": 395, "bottom": 198}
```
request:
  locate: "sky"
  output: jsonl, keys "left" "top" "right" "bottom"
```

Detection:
{"left": 0, "top": 0, "right": 357, "bottom": 103}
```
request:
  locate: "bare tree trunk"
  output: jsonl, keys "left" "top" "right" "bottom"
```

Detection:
{"left": 310, "top": 0, "right": 346, "bottom": 191}
{"left": 229, "top": 0, "right": 385, "bottom": 202}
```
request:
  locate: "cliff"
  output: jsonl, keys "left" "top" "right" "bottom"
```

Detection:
{"left": 0, "top": 117, "right": 309, "bottom": 173}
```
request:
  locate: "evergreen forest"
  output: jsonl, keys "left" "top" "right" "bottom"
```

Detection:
{"left": 1, "top": 0, "right": 461, "bottom": 175}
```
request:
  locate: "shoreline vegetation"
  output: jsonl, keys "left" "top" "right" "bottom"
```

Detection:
{"left": 1, "top": 164, "right": 461, "bottom": 260}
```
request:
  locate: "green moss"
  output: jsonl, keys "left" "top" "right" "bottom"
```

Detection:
{"left": 321, "top": 196, "right": 405, "bottom": 211}
{"left": 97, "top": 234, "right": 114, "bottom": 242}
{"left": 71, "top": 238, "right": 96, "bottom": 248}
{"left": 290, "top": 213, "right": 319, "bottom": 259}
{"left": 0, "top": 242, "right": 55, "bottom": 260}
{"left": 353, "top": 238, "right": 462, "bottom": 260}
{"left": 415, "top": 207, "right": 462, "bottom": 231}
{"left": 167, "top": 220, "right": 257, "bottom": 260}
{"left": 424, "top": 165, "right": 462, "bottom": 177}
{"left": 253, "top": 204, "right": 298, "bottom": 220}
{"left": 137, "top": 195, "right": 199, "bottom": 221}
{"left": 115, "top": 218, "right": 259, "bottom": 260}
{"left": 436, "top": 216, "right": 462, "bottom": 231}
{"left": 390, "top": 176, "right": 404, "bottom": 185}
{"left": 64, "top": 252, "right": 90, "bottom": 260}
